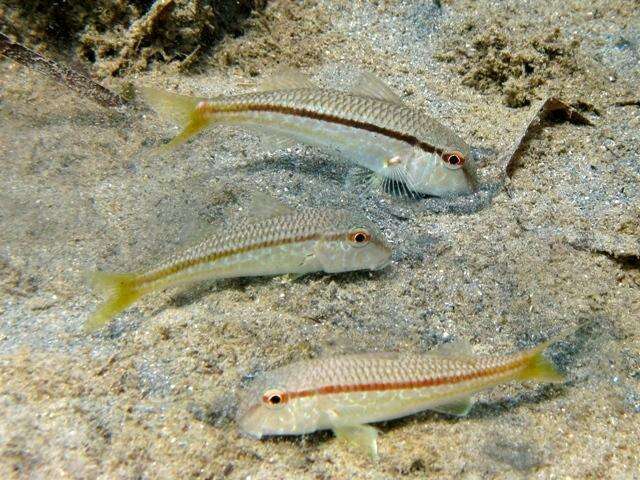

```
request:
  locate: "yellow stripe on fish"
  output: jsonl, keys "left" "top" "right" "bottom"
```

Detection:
{"left": 140, "top": 70, "right": 477, "bottom": 197}
{"left": 85, "top": 195, "right": 391, "bottom": 332}
{"left": 237, "top": 335, "right": 565, "bottom": 459}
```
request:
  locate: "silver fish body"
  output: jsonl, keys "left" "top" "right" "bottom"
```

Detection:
{"left": 237, "top": 339, "right": 564, "bottom": 457}
{"left": 139, "top": 207, "right": 391, "bottom": 290}
{"left": 86, "top": 203, "right": 391, "bottom": 331}
{"left": 141, "top": 72, "right": 477, "bottom": 197}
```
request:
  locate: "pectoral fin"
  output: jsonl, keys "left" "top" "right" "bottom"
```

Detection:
{"left": 431, "top": 396, "right": 473, "bottom": 417}
{"left": 333, "top": 424, "right": 379, "bottom": 460}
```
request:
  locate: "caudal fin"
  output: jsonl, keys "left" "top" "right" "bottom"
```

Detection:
{"left": 138, "top": 86, "right": 211, "bottom": 151}
{"left": 517, "top": 340, "right": 565, "bottom": 383}
{"left": 85, "top": 272, "right": 142, "bottom": 332}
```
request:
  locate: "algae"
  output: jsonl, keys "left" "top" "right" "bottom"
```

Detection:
{"left": 0, "top": 0, "right": 639, "bottom": 478}
{"left": 1, "top": 0, "right": 267, "bottom": 76}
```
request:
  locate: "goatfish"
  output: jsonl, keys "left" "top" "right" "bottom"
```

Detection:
{"left": 85, "top": 195, "right": 391, "bottom": 331}
{"left": 140, "top": 70, "right": 477, "bottom": 197}
{"left": 237, "top": 335, "right": 566, "bottom": 459}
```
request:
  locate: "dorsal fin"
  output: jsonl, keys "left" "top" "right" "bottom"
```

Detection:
{"left": 430, "top": 339, "right": 474, "bottom": 357}
{"left": 349, "top": 72, "right": 404, "bottom": 104}
{"left": 258, "top": 68, "right": 316, "bottom": 91}
{"left": 240, "top": 192, "right": 294, "bottom": 219}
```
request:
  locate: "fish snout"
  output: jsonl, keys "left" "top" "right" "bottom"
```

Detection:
{"left": 373, "top": 246, "right": 393, "bottom": 270}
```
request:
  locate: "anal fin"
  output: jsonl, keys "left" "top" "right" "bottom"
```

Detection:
{"left": 333, "top": 424, "right": 379, "bottom": 460}
{"left": 431, "top": 396, "right": 473, "bottom": 417}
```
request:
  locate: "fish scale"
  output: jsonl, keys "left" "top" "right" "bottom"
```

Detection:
{"left": 141, "top": 70, "right": 477, "bottom": 197}
{"left": 238, "top": 339, "right": 565, "bottom": 458}
{"left": 146, "top": 209, "right": 342, "bottom": 277}
{"left": 85, "top": 203, "right": 391, "bottom": 331}
{"left": 265, "top": 353, "right": 507, "bottom": 392}
{"left": 208, "top": 89, "right": 443, "bottom": 142}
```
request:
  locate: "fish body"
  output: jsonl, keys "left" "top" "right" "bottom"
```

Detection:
{"left": 141, "top": 71, "right": 477, "bottom": 197}
{"left": 86, "top": 200, "right": 391, "bottom": 331}
{"left": 237, "top": 338, "right": 564, "bottom": 458}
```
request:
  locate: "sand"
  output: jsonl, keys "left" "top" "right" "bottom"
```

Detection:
{"left": 0, "top": 0, "right": 638, "bottom": 478}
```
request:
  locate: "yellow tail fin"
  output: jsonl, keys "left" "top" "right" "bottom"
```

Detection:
{"left": 85, "top": 272, "right": 142, "bottom": 332}
{"left": 517, "top": 340, "right": 565, "bottom": 383}
{"left": 138, "top": 86, "right": 211, "bottom": 151}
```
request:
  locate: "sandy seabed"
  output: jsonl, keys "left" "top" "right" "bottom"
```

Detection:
{"left": 1, "top": 0, "right": 639, "bottom": 478}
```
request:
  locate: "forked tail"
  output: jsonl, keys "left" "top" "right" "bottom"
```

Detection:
{"left": 138, "top": 87, "right": 211, "bottom": 151}
{"left": 85, "top": 272, "right": 142, "bottom": 332}
{"left": 517, "top": 337, "right": 566, "bottom": 383}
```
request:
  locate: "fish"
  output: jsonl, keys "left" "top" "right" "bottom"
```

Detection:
{"left": 237, "top": 336, "right": 566, "bottom": 459}
{"left": 139, "top": 70, "right": 477, "bottom": 197}
{"left": 85, "top": 195, "right": 391, "bottom": 331}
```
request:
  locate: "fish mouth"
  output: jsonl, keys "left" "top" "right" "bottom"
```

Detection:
{"left": 237, "top": 403, "right": 266, "bottom": 438}
{"left": 372, "top": 252, "right": 392, "bottom": 270}
{"left": 403, "top": 174, "right": 473, "bottom": 197}
{"left": 239, "top": 425, "right": 264, "bottom": 439}
{"left": 462, "top": 167, "right": 478, "bottom": 193}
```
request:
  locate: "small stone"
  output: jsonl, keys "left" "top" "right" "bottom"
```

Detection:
{"left": 26, "top": 297, "right": 54, "bottom": 311}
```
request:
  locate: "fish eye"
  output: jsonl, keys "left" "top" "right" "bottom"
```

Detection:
{"left": 262, "top": 389, "right": 287, "bottom": 408}
{"left": 348, "top": 228, "right": 371, "bottom": 246}
{"left": 442, "top": 151, "right": 465, "bottom": 170}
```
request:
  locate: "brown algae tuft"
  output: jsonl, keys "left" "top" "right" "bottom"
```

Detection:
{"left": 436, "top": 25, "right": 580, "bottom": 107}
{"left": 2, "top": 0, "right": 267, "bottom": 76}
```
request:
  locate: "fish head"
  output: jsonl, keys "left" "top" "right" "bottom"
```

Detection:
{"left": 315, "top": 211, "right": 392, "bottom": 273}
{"left": 237, "top": 365, "right": 323, "bottom": 438}
{"left": 405, "top": 144, "right": 477, "bottom": 197}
